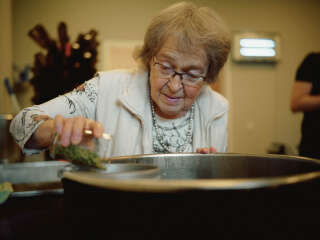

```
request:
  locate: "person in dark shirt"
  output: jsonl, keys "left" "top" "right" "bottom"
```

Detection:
{"left": 290, "top": 52, "right": 320, "bottom": 159}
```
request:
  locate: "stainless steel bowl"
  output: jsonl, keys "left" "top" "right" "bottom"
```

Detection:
{"left": 0, "top": 161, "right": 69, "bottom": 197}
{"left": 0, "top": 160, "right": 160, "bottom": 197}
{"left": 61, "top": 162, "right": 161, "bottom": 184}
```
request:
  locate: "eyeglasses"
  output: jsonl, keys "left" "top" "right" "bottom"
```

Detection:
{"left": 153, "top": 57, "right": 206, "bottom": 86}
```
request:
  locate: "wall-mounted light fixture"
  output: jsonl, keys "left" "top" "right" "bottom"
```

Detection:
{"left": 232, "top": 32, "right": 280, "bottom": 63}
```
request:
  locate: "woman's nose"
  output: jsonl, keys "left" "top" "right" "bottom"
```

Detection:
{"left": 167, "top": 74, "right": 183, "bottom": 92}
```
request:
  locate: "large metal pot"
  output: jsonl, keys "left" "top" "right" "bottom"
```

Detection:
{"left": 0, "top": 114, "right": 20, "bottom": 163}
{"left": 62, "top": 153, "right": 320, "bottom": 239}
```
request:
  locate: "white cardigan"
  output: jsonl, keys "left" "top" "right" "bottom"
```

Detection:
{"left": 10, "top": 69, "right": 229, "bottom": 157}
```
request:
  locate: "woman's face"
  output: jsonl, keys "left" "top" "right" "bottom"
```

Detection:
{"left": 149, "top": 36, "right": 208, "bottom": 119}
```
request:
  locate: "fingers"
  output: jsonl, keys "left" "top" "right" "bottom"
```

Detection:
{"left": 93, "top": 122, "right": 104, "bottom": 138}
{"left": 71, "top": 116, "right": 86, "bottom": 145}
{"left": 196, "top": 148, "right": 208, "bottom": 154}
{"left": 53, "top": 115, "right": 104, "bottom": 147}
{"left": 209, "top": 147, "right": 217, "bottom": 153}
{"left": 84, "top": 119, "right": 104, "bottom": 139}
{"left": 54, "top": 115, "right": 64, "bottom": 134}
{"left": 60, "top": 117, "right": 73, "bottom": 146}
{"left": 196, "top": 147, "right": 217, "bottom": 154}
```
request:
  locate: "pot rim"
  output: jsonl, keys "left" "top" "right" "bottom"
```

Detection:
{"left": 62, "top": 153, "right": 320, "bottom": 193}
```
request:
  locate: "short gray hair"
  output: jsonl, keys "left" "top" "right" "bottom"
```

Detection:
{"left": 134, "top": 1, "right": 231, "bottom": 83}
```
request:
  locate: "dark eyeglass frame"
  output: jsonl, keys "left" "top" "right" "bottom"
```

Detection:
{"left": 153, "top": 56, "right": 206, "bottom": 86}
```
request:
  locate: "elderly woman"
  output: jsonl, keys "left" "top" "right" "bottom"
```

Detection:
{"left": 10, "top": 2, "right": 231, "bottom": 158}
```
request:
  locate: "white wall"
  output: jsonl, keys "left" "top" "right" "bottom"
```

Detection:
{"left": 9, "top": 0, "right": 320, "bottom": 154}
{"left": 220, "top": 0, "right": 320, "bottom": 154}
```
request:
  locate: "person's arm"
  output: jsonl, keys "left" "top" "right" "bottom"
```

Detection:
{"left": 290, "top": 81, "right": 320, "bottom": 113}
{"left": 24, "top": 115, "right": 104, "bottom": 150}
{"left": 24, "top": 118, "right": 55, "bottom": 149}
{"left": 10, "top": 78, "right": 99, "bottom": 154}
{"left": 9, "top": 106, "right": 57, "bottom": 155}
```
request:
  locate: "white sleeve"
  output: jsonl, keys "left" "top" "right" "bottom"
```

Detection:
{"left": 9, "top": 78, "right": 99, "bottom": 155}
{"left": 208, "top": 111, "right": 228, "bottom": 153}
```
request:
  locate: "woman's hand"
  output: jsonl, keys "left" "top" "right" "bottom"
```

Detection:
{"left": 54, "top": 115, "right": 104, "bottom": 147}
{"left": 26, "top": 115, "right": 104, "bottom": 150}
{"left": 196, "top": 147, "right": 217, "bottom": 154}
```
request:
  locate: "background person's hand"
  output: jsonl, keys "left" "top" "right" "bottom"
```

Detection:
{"left": 54, "top": 115, "right": 104, "bottom": 147}
{"left": 196, "top": 147, "right": 217, "bottom": 154}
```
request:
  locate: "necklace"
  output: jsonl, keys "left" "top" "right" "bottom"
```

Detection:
{"left": 150, "top": 100, "right": 194, "bottom": 153}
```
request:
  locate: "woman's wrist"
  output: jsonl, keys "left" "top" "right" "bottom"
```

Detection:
{"left": 25, "top": 119, "right": 55, "bottom": 149}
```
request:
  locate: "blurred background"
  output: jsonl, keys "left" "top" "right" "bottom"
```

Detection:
{"left": 1, "top": 0, "right": 320, "bottom": 161}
